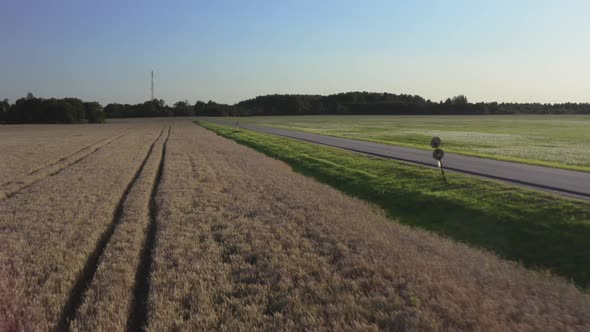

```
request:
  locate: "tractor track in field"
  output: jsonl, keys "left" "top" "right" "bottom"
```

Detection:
{"left": 49, "top": 130, "right": 136, "bottom": 178}
{"left": 0, "top": 130, "right": 134, "bottom": 201}
{"left": 127, "top": 125, "right": 171, "bottom": 331}
{"left": 27, "top": 132, "right": 125, "bottom": 176}
{"left": 56, "top": 127, "right": 167, "bottom": 331}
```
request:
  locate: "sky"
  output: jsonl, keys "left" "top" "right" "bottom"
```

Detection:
{"left": 1, "top": 0, "right": 589, "bottom": 105}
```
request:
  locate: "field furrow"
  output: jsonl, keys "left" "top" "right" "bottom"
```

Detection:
{"left": 146, "top": 120, "right": 590, "bottom": 330}
{"left": 127, "top": 125, "right": 171, "bottom": 331}
{"left": 0, "top": 121, "right": 170, "bottom": 330}
{"left": 64, "top": 126, "right": 168, "bottom": 331}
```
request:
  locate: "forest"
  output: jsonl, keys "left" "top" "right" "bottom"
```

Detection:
{"left": 2, "top": 92, "right": 590, "bottom": 123}
{"left": 232, "top": 92, "right": 590, "bottom": 116}
{"left": 0, "top": 93, "right": 104, "bottom": 124}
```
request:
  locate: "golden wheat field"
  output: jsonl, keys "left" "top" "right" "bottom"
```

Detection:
{"left": 1, "top": 118, "right": 589, "bottom": 331}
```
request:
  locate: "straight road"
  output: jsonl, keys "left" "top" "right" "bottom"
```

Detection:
{"left": 202, "top": 119, "right": 590, "bottom": 200}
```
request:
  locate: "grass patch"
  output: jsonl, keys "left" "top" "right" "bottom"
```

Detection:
{"left": 198, "top": 120, "right": 590, "bottom": 288}
{"left": 217, "top": 115, "right": 590, "bottom": 172}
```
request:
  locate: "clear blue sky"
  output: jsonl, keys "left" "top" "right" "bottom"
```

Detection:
{"left": 1, "top": 0, "right": 589, "bottom": 105}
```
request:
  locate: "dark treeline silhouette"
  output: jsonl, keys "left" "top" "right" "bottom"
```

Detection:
{"left": 103, "top": 100, "right": 247, "bottom": 118}
{"left": 0, "top": 93, "right": 105, "bottom": 124}
{"left": 104, "top": 99, "right": 172, "bottom": 118}
{"left": 2, "top": 92, "right": 590, "bottom": 123}
{"left": 232, "top": 92, "right": 590, "bottom": 116}
{"left": 194, "top": 100, "right": 250, "bottom": 116}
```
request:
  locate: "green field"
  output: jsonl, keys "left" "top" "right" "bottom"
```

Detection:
{"left": 222, "top": 115, "right": 590, "bottom": 171}
{"left": 198, "top": 120, "right": 590, "bottom": 288}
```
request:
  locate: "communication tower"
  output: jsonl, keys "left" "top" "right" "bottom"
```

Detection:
{"left": 151, "top": 70, "right": 155, "bottom": 100}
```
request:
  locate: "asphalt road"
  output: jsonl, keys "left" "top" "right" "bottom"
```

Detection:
{"left": 203, "top": 119, "right": 590, "bottom": 200}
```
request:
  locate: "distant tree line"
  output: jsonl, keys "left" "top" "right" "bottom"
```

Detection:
{"left": 232, "top": 92, "right": 590, "bottom": 116}
{"left": 2, "top": 91, "right": 590, "bottom": 124}
{"left": 0, "top": 93, "right": 105, "bottom": 124}
{"left": 103, "top": 99, "right": 172, "bottom": 118}
{"left": 102, "top": 99, "right": 249, "bottom": 118}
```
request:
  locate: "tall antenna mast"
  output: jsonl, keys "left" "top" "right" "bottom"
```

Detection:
{"left": 151, "top": 70, "right": 155, "bottom": 100}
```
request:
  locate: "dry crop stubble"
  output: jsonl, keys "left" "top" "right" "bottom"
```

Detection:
{"left": 0, "top": 120, "right": 169, "bottom": 330}
{"left": 0, "top": 123, "right": 131, "bottom": 184}
{"left": 1, "top": 118, "right": 589, "bottom": 331}
{"left": 146, "top": 120, "right": 590, "bottom": 330}
{"left": 0, "top": 129, "right": 134, "bottom": 201}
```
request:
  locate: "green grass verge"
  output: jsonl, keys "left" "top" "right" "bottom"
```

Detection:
{"left": 217, "top": 115, "right": 590, "bottom": 173}
{"left": 311, "top": 133, "right": 590, "bottom": 173}
{"left": 197, "top": 120, "right": 590, "bottom": 288}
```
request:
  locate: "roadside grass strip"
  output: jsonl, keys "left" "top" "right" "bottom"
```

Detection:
{"left": 225, "top": 115, "right": 590, "bottom": 172}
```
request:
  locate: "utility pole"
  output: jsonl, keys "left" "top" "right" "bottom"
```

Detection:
{"left": 151, "top": 70, "right": 155, "bottom": 100}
